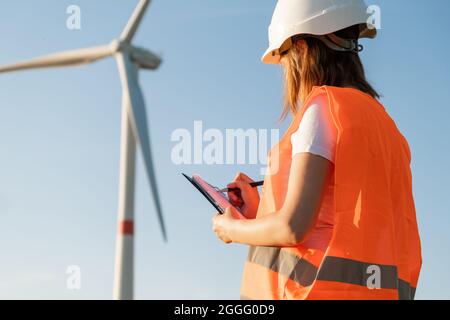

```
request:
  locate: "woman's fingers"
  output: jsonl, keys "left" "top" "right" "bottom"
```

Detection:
{"left": 228, "top": 181, "right": 254, "bottom": 208}
{"left": 228, "top": 173, "right": 257, "bottom": 210}
{"left": 233, "top": 172, "right": 254, "bottom": 184}
{"left": 231, "top": 181, "right": 252, "bottom": 196}
{"left": 227, "top": 182, "right": 243, "bottom": 206}
{"left": 227, "top": 182, "right": 237, "bottom": 188}
{"left": 229, "top": 193, "right": 243, "bottom": 207}
{"left": 228, "top": 192, "right": 239, "bottom": 202}
{"left": 226, "top": 173, "right": 260, "bottom": 220}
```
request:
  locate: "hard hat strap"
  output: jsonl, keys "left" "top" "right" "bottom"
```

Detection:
{"left": 287, "top": 34, "right": 363, "bottom": 54}
{"left": 324, "top": 34, "right": 363, "bottom": 53}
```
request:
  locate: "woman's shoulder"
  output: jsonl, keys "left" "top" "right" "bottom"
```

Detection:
{"left": 309, "top": 85, "right": 384, "bottom": 115}
{"left": 302, "top": 88, "right": 330, "bottom": 114}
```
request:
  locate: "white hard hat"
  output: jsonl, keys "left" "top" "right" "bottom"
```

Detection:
{"left": 263, "top": 0, "right": 377, "bottom": 64}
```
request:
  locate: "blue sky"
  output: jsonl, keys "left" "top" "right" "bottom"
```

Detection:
{"left": 0, "top": 0, "right": 448, "bottom": 299}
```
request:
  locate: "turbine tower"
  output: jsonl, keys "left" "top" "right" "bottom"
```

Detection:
{"left": 0, "top": 0, "right": 167, "bottom": 300}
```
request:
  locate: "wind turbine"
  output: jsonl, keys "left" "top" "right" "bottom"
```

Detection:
{"left": 0, "top": 0, "right": 167, "bottom": 300}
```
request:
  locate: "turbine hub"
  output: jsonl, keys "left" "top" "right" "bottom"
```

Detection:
{"left": 110, "top": 39, "right": 123, "bottom": 54}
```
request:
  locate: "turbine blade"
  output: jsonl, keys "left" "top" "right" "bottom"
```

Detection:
{"left": 120, "top": 0, "right": 150, "bottom": 43}
{"left": 0, "top": 45, "right": 113, "bottom": 73}
{"left": 116, "top": 52, "right": 167, "bottom": 241}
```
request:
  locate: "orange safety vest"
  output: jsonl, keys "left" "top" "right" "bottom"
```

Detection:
{"left": 240, "top": 86, "right": 422, "bottom": 300}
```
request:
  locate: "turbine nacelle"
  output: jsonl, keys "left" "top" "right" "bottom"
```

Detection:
{"left": 111, "top": 40, "right": 162, "bottom": 70}
{"left": 129, "top": 45, "right": 162, "bottom": 70}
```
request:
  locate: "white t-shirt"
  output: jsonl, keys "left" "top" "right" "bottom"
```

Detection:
{"left": 290, "top": 93, "right": 337, "bottom": 250}
{"left": 291, "top": 94, "right": 337, "bottom": 163}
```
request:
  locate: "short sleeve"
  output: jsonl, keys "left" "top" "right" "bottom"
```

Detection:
{"left": 291, "top": 94, "right": 337, "bottom": 163}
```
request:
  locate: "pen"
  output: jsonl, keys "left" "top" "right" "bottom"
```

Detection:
{"left": 219, "top": 181, "right": 264, "bottom": 193}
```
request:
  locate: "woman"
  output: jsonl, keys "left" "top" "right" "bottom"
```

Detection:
{"left": 212, "top": 0, "right": 422, "bottom": 300}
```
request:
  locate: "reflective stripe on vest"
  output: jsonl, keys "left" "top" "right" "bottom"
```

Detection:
{"left": 240, "top": 86, "right": 422, "bottom": 300}
{"left": 245, "top": 246, "right": 416, "bottom": 300}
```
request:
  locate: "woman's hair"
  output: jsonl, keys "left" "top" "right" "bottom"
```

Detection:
{"left": 280, "top": 25, "right": 379, "bottom": 120}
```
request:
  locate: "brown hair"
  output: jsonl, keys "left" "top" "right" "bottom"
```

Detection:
{"left": 280, "top": 25, "right": 379, "bottom": 120}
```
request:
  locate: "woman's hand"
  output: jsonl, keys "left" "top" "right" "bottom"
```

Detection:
{"left": 212, "top": 207, "right": 236, "bottom": 244}
{"left": 211, "top": 154, "right": 332, "bottom": 247}
{"left": 227, "top": 172, "right": 260, "bottom": 219}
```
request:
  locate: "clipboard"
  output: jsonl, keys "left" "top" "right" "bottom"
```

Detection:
{"left": 182, "top": 173, "right": 246, "bottom": 219}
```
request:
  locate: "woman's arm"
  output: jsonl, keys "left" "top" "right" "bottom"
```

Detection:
{"left": 213, "top": 153, "right": 332, "bottom": 246}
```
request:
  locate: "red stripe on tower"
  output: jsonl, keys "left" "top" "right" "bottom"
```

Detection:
{"left": 119, "top": 220, "right": 134, "bottom": 235}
